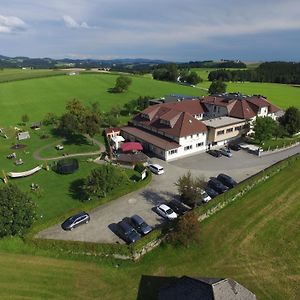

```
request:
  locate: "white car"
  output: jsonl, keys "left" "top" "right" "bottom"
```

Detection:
{"left": 200, "top": 189, "right": 212, "bottom": 203}
{"left": 148, "top": 164, "right": 164, "bottom": 175}
{"left": 56, "top": 144, "right": 64, "bottom": 150}
{"left": 156, "top": 204, "right": 178, "bottom": 220}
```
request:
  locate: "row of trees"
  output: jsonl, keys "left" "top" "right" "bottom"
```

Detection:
{"left": 152, "top": 63, "right": 202, "bottom": 85}
{"left": 208, "top": 62, "right": 300, "bottom": 84}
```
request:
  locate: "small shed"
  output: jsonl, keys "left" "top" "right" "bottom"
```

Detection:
{"left": 30, "top": 122, "right": 41, "bottom": 130}
{"left": 105, "top": 127, "right": 121, "bottom": 140}
{"left": 17, "top": 131, "right": 30, "bottom": 140}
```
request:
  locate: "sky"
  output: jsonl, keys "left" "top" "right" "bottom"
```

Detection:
{"left": 1, "top": 0, "right": 300, "bottom": 62}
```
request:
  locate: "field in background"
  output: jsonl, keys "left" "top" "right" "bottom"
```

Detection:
{"left": 0, "top": 72, "right": 204, "bottom": 126}
{"left": 193, "top": 68, "right": 300, "bottom": 109}
{"left": 0, "top": 156, "right": 299, "bottom": 299}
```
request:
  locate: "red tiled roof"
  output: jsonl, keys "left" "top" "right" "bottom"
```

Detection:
{"left": 121, "top": 142, "right": 143, "bottom": 152}
{"left": 229, "top": 100, "right": 256, "bottom": 119}
{"left": 121, "top": 126, "right": 180, "bottom": 150}
{"left": 105, "top": 127, "right": 121, "bottom": 134}
{"left": 133, "top": 106, "right": 207, "bottom": 138}
{"left": 162, "top": 99, "right": 205, "bottom": 115}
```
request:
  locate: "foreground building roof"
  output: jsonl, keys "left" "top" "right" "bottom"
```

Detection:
{"left": 159, "top": 276, "right": 257, "bottom": 300}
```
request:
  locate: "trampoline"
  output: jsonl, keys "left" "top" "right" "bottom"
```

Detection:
{"left": 56, "top": 158, "right": 79, "bottom": 174}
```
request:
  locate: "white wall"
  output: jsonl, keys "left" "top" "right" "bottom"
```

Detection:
{"left": 165, "top": 132, "right": 207, "bottom": 161}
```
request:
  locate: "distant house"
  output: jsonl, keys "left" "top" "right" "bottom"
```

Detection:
{"left": 17, "top": 131, "right": 30, "bottom": 140}
{"left": 105, "top": 127, "right": 121, "bottom": 140}
{"left": 159, "top": 276, "right": 257, "bottom": 300}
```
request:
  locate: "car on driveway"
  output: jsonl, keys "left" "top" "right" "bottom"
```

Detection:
{"left": 205, "top": 187, "right": 219, "bottom": 199}
{"left": 156, "top": 204, "right": 178, "bottom": 220}
{"left": 61, "top": 211, "right": 90, "bottom": 231}
{"left": 207, "top": 178, "right": 229, "bottom": 193}
{"left": 200, "top": 189, "right": 212, "bottom": 203}
{"left": 219, "top": 147, "right": 232, "bottom": 157}
{"left": 148, "top": 164, "right": 164, "bottom": 175}
{"left": 207, "top": 149, "right": 222, "bottom": 157}
{"left": 168, "top": 199, "right": 191, "bottom": 215}
{"left": 217, "top": 173, "right": 237, "bottom": 189}
{"left": 117, "top": 219, "right": 141, "bottom": 244}
{"left": 131, "top": 214, "right": 152, "bottom": 235}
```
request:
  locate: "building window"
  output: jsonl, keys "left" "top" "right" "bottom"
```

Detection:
{"left": 226, "top": 128, "right": 233, "bottom": 133}
{"left": 190, "top": 135, "right": 193, "bottom": 138}
{"left": 235, "top": 126, "right": 242, "bottom": 131}
{"left": 196, "top": 142, "right": 204, "bottom": 148}
{"left": 217, "top": 130, "right": 224, "bottom": 136}
{"left": 168, "top": 149, "right": 178, "bottom": 155}
{"left": 184, "top": 145, "right": 192, "bottom": 151}
{"left": 197, "top": 133, "right": 199, "bottom": 137}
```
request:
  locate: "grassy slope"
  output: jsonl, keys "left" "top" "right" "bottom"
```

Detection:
{"left": 193, "top": 68, "right": 300, "bottom": 109}
{"left": 0, "top": 73, "right": 204, "bottom": 126}
{"left": 0, "top": 157, "right": 299, "bottom": 299}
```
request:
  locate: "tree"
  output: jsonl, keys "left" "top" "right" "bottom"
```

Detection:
{"left": 208, "top": 80, "right": 227, "bottom": 94}
{"left": 124, "top": 99, "right": 137, "bottom": 115}
{"left": 83, "top": 165, "right": 129, "bottom": 198}
{"left": 58, "top": 99, "right": 101, "bottom": 138}
{"left": 279, "top": 106, "right": 300, "bottom": 136}
{"left": 104, "top": 113, "right": 120, "bottom": 127}
{"left": 43, "top": 112, "right": 59, "bottom": 126}
{"left": 113, "top": 75, "right": 132, "bottom": 93}
{"left": 253, "top": 116, "right": 278, "bottom": 143}
{"left": 167, "top": 211, "right": 200, "bottom": 247}
{"left": 186, "top": 71, "right": 202, "bottom": 85}
{"left": 136, "top": 96, "right": 153, "bottom": 110}
{"left": 175, "top": 171, "right": 205, "bottom": 208}
{"left": 21, "top": 114, "right": 29, "bottom": 125}
{"left": 110, "top": 105, "right": 122, "bottom": 118}
{"left": 0, "top": 184, "right": 36, "bottom": 238}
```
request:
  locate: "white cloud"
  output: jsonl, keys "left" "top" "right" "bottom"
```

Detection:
{"left": 63, "top": 15, "right": 89, "bottom": 29}
{"left": 0, "top": 15, "right": 27, "bottom": 33}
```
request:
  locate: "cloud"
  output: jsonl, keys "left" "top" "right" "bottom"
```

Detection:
{"left": 0, "top": 15, "right": 27, "bottom": 33}
{"left": 63, "top": 15, "right": 89, "bottom": 29}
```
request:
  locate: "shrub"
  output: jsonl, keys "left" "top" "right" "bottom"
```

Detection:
{"left": 134, "top": 162, "right": 146, "bottom": 173}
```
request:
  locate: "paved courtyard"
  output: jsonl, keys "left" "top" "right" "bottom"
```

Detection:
{"left": 37, "top": 145, "right": 300, "bottom": 244}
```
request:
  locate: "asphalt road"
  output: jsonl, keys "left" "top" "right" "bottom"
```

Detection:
{"left": 37, "top": 144, "right": 300, "bottom": 244}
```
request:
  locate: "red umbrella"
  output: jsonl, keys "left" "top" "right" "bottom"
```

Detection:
{"left": 121, "top": 142, "right": 143, "bottom": 152}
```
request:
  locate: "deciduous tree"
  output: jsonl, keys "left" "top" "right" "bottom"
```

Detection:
{"left": 208, "top": 80, "right": 227, "bottom": 94}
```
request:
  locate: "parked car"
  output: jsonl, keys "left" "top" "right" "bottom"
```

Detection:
{"left": 61, "top": 211, "right": 90, "bottom": 231}
{"left": 228, "top": 143, "right": 241, "bottom": 151}
{"left": 56, "top": 144, "right": 64, "bottom": 150}
{"left": 205, "top": 187, "right": 219, "bottom": 199}
{"left": 200, "top": 189, "right": 212, "bottom": 203}
{"left": 117, "top": 219, "right": 141, "bottom": 244}
{"left": 217, "top": 173, "right": 237, "bottom": 189}
{"left": 156, "top": 204, "right": 178, "bottom": 220}
{"left": 207, "top": 178, "right": 229, "bottom": 193}
{"left": 168, "top": 199, "right": 191, "bottom": 215}
{"left": 148, "top": 164, "right": 164, "bottom": 175}
{"left": 207, "top": 150, "right": 222, "bottom": 158}
{"left": 219, "top": 147, "right": 232, "bottom": 157}
{"left": 131, "top": 214, "right": 152, "bottom": 235}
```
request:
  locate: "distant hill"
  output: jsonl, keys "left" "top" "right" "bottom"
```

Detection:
{"left": 0, "top": 54, "right": 169, "bottom": 69}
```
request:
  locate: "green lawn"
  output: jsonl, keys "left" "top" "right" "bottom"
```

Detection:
{"left": 0, "top": 73, "right": 204, "bottom": 126}
{"left": 0, "top": 155, "right": 299, "bottom": 299}
{"left": 192, "top": 68, "right": 300, "bottom": 109}
{"left": 0, "top": 68, "right": 65, "bottom": 83}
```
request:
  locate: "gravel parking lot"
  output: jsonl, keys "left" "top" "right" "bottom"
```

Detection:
{"left": 37, "top": 145, "right": 300, "bottom": 244}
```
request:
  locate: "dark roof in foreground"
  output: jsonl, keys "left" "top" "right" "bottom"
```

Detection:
{"left": 121, "top": 126, "right": 180, "bottom": 151}
{"left": 159, "top": 276, "right": 257, "bottom": 300}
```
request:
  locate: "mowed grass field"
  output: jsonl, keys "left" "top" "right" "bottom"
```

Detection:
{"left": 0, "top": 157, "right": 299, "bottom": 299}
{"left": 0, "top": 72, "right": 204, "bottom": 126}
{"left": 193, "top": 68, "right": 300, "bottom": 109}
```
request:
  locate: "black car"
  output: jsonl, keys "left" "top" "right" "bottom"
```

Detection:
{"left": 118, "top": 219, "right": 141, "bottom": 244}
{"left": 61, "top": 211, "right": 90, "bottom": 231}
{"left": 168, "top": 199, "right": 191, "bottom": 215}
{"left": 131, "top": 215, "right": 152, "bottom": 235}
{"left": 228, "top": 143, "right": 241, "bottom": 151}
{"left": 217, "top": 173, "right": 237, "bottom": 189}
{"left": 205, "top": 187, "right": 219, "bottom": 199}
{"left": 207, "top": 178, "right": 229, "bottom": 193}
{"left": 207, "top": 150, "right": 222, "bottom": 158}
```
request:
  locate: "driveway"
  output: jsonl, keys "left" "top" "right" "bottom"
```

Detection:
{"left": 37, "top": 144, "right": 300, "bottom": 244}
